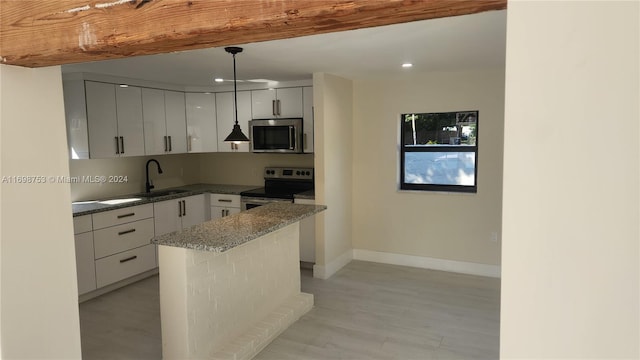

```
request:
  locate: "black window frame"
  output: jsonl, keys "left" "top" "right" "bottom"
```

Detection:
{"left": 399, "top": 111, "right": 479, "bottom": 193}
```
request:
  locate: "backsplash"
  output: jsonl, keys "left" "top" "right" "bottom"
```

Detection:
{"left": 197, "top": 152, "right": 314, "bottom": 186}
{"left": 68, "top": 152, "right": 314, "bottom": 201}
{"left": 68, "top": 154, "right": 200, "bottom": 201}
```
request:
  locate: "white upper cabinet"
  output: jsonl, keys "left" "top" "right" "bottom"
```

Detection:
{"left": 85, "top": 81, "right": 118, "bottom": 158}
{"left": 216, "top": 91, "right": 251, "bottom": 152}
{"left": 85, "top": 81, "right": 144, "bottom": 158}
{"left": 251, "top": 87, "right": 303, "bottom": 119}
{"left": 185, "top": 92, "right": 218, "bottom": 153}
{"left": 143, "top": 89, "right": 187, "bottom": 155}
{"left": 63, "top": 80, "right": 90, "bottom": 159}
{"left": 164, "top": 91, "right": 188, "bottom": 153}
{"left": 115, "top": 85, "right": 145, "bottom": 157}
{"left": 302, "top": 86, "right": 314, "bottom": 153}
{"left": 142, "top": 88, "right": 166, "bottom": 155}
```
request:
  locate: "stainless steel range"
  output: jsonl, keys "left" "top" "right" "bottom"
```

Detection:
{"left": 240, "top": 167, "right": 314, "bottom": 211}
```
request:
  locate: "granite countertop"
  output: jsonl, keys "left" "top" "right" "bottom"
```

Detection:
{"left": 72, "top": 184, "right": 259, "bottom": 217}
{"left": 152, "top": 202, "right": 327, "bottom": 252}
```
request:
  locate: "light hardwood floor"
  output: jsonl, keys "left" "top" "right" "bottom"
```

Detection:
{"left": 79, "top": 261, "right": 500, "bottom": 359}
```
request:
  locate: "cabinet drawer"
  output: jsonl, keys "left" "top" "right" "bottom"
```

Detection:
{"left": 92, "top": 204, "right": 153, "bottom": 230}
{"left": 93, "top": 218, "right": 155, "bottom": 259}
{"left": 95, "top": 244, "right": 157, "bottom": 288}
{"left": 209, "top": 194, "right": 241, "bottom": 208}
{"left": 73, "top": 214, "right": 93, "bottom": 234}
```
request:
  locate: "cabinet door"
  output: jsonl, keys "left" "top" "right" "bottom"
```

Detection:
{"left": 86, "top": 81, "right": 118, "bottom": 158}
{"left": 186, "top": 93, "right": 218, "bottom": 153}
{"left": 276, "top": 87, "right": 303, "bottom": 118}
{"left": 165, "top": 90, "right": 187, "bottom": 153}
{"left": 302, "top": 86, "right": 314, "bottom": 153}
{"left": 181, "top": 194, "right": 206, "bottom": 229}
{"left": 63, "top": 80, "right": 90, "bottom": 159}
{"left": 251, "top": 89, "right": 276, "bottom": 118}
{"left": 115, "top": 85, "right": 145, "bottom": 157}
{"left": 153, "top": 199, "right": 181, "bottom": 236}
{"left": 75, "top": 232, "right": 97, "bottom": 295}
{"left": 216, "top": 91, "right": 251, "bottom": 152}
{"left": 142, "top": 88, "right": 167, "bottom": 155}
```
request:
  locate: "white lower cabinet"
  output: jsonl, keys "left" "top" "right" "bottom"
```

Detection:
{"left": 294, "top": 198, "right": 316, "bottom": 263}
{"left": 93, "top": 218, "right": 155, "bottom": 259}
{"left": 74, "top": 203, "right": 158, "bottom": 295}
{"left": 210, "top": 194, "right": 241, "bottom": 220}
{"left": 73, "top": 215, "right": 96, "bottom": 295}
{"left": 95, "top": 245, "right": 157, "bottom": 288}
{"left": 154, "top": 194, "right": 206, "bottom": 236}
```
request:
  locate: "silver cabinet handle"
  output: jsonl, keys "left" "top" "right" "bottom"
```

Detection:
{"left": 117, "top": 228, "right": 136, "bottom": 236}
{"left": 182, "top": 200, "right": 186, "bottom": 216}
{"left": 277, "top": 99, "right": 281, "bottom": 116}
{"left": 221, "top": 209, "right": 225, "bottom": 217}
{"left": 177, "top": 201, "right": 182, "bottom": 217}
{"left": 120, "top": 136, "right": 124, "bottom": 154}
{"left": 168, "top": 136, "right": 172, "bottom": 152}
{"left": 225, "top": 209, "right": 230, "bottom": 216}
{"left": 163, "top": 136, "right": 167, "bottom": 152}
{"left": 115, "top": 137, "right": 120, "bottom": 154}
{"left": 272, "top": 99, "right": 277, "bottom": 116}
{"left": 218, "top": 199, "right": 232, "bottom": 203}
{"left": 117, "top": 212, "right": 135, "bottom": 219}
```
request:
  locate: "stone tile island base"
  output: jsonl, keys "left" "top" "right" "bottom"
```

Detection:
{"left": 158, "top": 222, "right": 313, "bottom": 360}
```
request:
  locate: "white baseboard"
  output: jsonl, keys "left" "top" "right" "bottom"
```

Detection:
{"left": 353, "top": 249, "right": 501, "bottom": 278}
{"left": 313, "top": 249, "right": 353, "bottom": 279}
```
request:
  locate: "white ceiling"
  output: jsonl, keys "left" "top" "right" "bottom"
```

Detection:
{"left": 61, "top": 10, "right": 506, "bottom": 87}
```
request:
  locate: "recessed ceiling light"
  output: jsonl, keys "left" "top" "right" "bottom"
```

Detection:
{"left": 119, "top": 84, "right": 129, "bottom": 87}
{"left": 214, "top": 78, "right": 224, "bottom": 83}
{"left": 402, "top": 63, "right": 413, "bottom": 68}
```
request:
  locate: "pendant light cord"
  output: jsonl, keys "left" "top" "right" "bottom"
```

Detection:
{"left": 233, "top": 52, "right": 238, "bottom": 126}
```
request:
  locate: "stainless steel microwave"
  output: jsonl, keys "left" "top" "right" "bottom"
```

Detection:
{"left": 249, "top": 118, "right": 303, "bottom": 153}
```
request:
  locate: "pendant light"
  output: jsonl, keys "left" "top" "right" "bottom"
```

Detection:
{"left": 223, "top": 46, "right": 250, "bottom": 143}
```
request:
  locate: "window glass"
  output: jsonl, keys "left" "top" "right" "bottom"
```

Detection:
{"left": 400, "top": 111, "right": 478, "bottom": 192}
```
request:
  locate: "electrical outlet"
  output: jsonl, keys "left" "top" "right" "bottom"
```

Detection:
{"left": 490, "top": 232, "right": 499, "bottom": 243}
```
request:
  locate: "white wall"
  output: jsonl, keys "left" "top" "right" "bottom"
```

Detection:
{"left": 313, "top": 73, "right": 354, "bottom": 278}
{"left": 501, "top": 1, "right": 639, "bottom": 358}
{"left": 0, "top": 65, "right": 82, "bottom": 358}
{"left": 352, "top": 70, "right": 504, "bottom": 271}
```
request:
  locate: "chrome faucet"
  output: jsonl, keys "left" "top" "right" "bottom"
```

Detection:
{"left": 145, "top": 159, "right": 163, "bottom": 193}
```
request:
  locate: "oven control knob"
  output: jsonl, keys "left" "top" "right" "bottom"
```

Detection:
{"left": 296, "top": 171, "right": 301, "bottom": 175}
{"left": 305, "top": 171, "right": 311, "bottom": 176}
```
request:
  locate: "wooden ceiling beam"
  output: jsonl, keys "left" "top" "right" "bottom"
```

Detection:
{"left": 0, "top": 0, "right": 507, "bottom": 68}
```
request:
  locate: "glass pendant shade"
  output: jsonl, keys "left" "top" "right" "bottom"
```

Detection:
{"left": 224, "top": 46, "right": 250, "bottom": 143}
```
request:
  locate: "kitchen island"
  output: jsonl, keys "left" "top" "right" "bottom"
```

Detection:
{"left": 152, "top": 202, "right": 326, "bottom": 360}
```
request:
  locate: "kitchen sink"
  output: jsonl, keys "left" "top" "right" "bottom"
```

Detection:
{"left": 137, "top": 189, "right": 190, "bottom": 198}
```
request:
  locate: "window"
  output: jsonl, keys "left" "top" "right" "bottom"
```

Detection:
{"left": 400, "top": 111, "right": 478, "bottom": 193}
